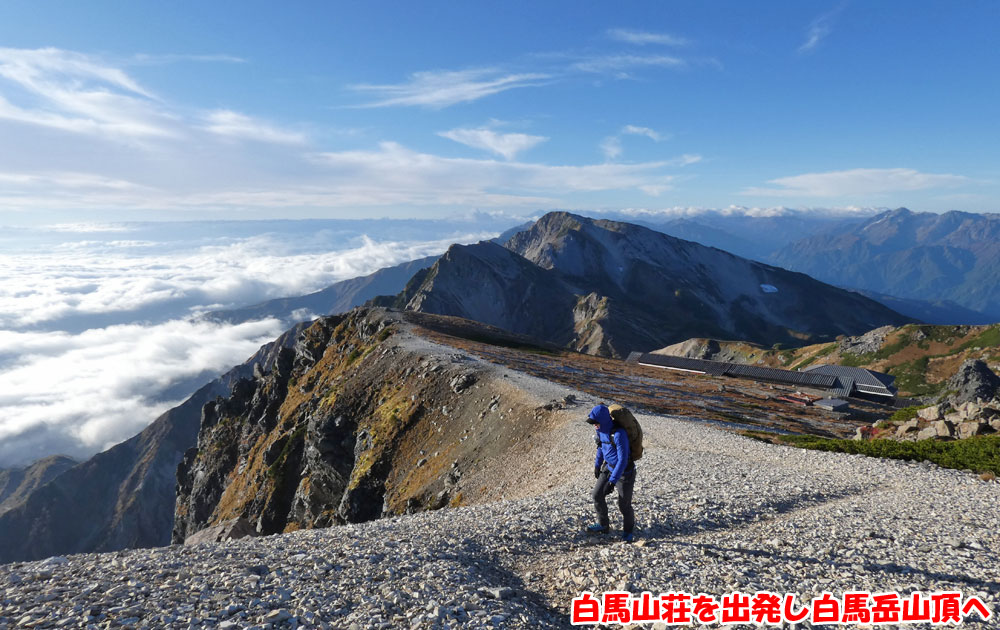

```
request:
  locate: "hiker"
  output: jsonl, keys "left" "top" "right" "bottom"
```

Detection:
{"left": 585, "top": 403, "right": 636, "bottom": 542}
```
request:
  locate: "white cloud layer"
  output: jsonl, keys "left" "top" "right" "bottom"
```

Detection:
{"left": 744, "top": 168, "right": 970, "bottom": 198}
{"left": 349, "top": 68, "right": 549, "bottom": 109}
{"left": 0, "top": 227, "right": 499, "bottom": 466}
{"left": 438, "top": 126, "right": 547, "bottom": 160}
{"left": 0, "top": 318, "right": 285, "bottom": 466}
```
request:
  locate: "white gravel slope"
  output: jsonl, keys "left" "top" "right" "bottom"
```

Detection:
{"left": 2, "top": 406, "right": 999, "bottom": 629}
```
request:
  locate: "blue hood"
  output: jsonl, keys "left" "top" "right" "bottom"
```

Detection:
{"left": 588, "top": 404, "right": 614, "bottom": 433}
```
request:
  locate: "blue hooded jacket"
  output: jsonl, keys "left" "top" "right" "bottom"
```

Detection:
{"left": 589, "top": 404, "right": 630, "bottom": 484}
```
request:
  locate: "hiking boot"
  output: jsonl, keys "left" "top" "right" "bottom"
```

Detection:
{"left": 621, "top": 532, "right": 634, "bottom": 543}
{"left": 586, "top": 523, "right": 609, "bottom": 535}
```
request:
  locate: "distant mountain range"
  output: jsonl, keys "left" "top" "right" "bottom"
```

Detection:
{"left": 375, "top": 212, "right": 911, "bottom": 357}
{"left": 627, "top": 211, "right": 865, "bottom": 262}
{"left": 768, "top": 208, "right": 1000, "bottom": 322}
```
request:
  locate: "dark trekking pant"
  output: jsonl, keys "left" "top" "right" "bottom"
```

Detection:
{"left": 593, "top": 465, "right": 636, "bottom": 534}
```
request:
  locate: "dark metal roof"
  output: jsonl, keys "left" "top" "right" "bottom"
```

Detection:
{"left": 831, "top": 377, "right": 854, "bottom": 399}
{"left": 803, "top": 364, "right": 897, "bottom": 395}
{"left": 636, "top": 353, "right": 837, "bottom": 388}
{"left": 636, "top": 354, "right": 727, "bottom": 375}
{"left": 723, "top": 363, "right": 838, "bottom": 388}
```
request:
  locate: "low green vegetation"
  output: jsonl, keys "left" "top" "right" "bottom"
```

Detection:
{"left": 267, "top": 425, "right": 307, "bottom": 487}
{"left": 956, "top": 325, "right": 1000, "bottom": 353}
{"left": 888, "top": 405, "right": 923, "bottom": 424}
{"left": 346, "top": 348, "right": 364, "bottom": 364}
{"left": 771, "top": 433, "right": 1000, "bottom": 476}
{"left": 889, "top": 356, "right": 944, "bottom": 397}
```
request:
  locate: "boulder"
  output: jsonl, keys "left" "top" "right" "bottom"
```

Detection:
{"left": 947, "top": 360, "right": 1000, "bottom": 406}
{"left": 916, "top": 427, "right": 938, "bottom": 441}
{"left": 957, "top": 421, "right": 989, "bottom": 440}
{"left": 932, "top": 420, "right": 955, "bottom": 438}
{"left": 895, "top": 420, "right": 920, "bottom": 438}
{"left": 184, "top": 517, "right": 258, "bottom": 545}
{"left": 917, "top": 405, "right": 943, "bottom": 421}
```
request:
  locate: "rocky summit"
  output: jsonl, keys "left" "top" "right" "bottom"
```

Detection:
{"left": 378, "top": 212, "right": 911, "bottom": 358}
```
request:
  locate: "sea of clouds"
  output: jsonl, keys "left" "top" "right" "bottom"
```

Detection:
{"left": 0, "top": 218, "right": 513, "bottom": 467}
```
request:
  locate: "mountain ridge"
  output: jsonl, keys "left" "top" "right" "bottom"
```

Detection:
{"left": 381, "top": 211, "right": 912, "bottom": 357}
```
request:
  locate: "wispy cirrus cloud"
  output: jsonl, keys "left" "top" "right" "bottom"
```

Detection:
{"left": 799, "top": 7, "right": 843, "bottom": 53}
{"left": 743, "top": 168, "right": 970, "bottom": 197}
{"left": 202, "top": 109, "right": 307, "bottom": 144}
{"left": 310, "top": 141, "right": 685, "bottom": 201}
{"left": 622, "top": 125, "right": 666, "bottom": 142}
{"left": 438, "top": 125, "right": 547, "bottom": 160}
{"left": 0, "top": 171, "right": 149, "bottom": 191}
{"left": 572, "top": 54, "right": 686, "bottom": 74}
{"left": 349, "top": 68, "right": 549, "bottom": 109}
{"left": 0, "top": 47, "right": 304, "bottom": 151}
{"left": 601, "top": 124, "right": 672, "bottom": 159}
{"left": 607, "top": 28, "right": 689, "bottom": 47}
{"left": 0, "top": 46, "right": 177, "bottom": 139}
{"left": 129, "top": 53, "right": 246, "bottom": 65}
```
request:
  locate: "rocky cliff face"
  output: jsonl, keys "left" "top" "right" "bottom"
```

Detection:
{"left": 0, "top": 326, "right": 303, "bottom": 564}
{"left": 172, "top": 308, "right": 565, "bottom": 543}
{"left": 387, "top": 212, "right": 911, "bottom": 358}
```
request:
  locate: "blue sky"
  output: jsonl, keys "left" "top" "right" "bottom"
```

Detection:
{"left": 0, "top": 1, "right": 997, "bottom": 224}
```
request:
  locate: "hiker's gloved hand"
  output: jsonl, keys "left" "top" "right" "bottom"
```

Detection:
{"left": 594, "top": 466, "right": 601, "bottom": 479}
{"left": 604, "top": 480, "right": 616, "bottom": 496}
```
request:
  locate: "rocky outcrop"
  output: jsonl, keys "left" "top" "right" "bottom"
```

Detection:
{"left": 855, "top": 399, "right": 1000, "bottom": 443}
{"left": 838, "top": 325, "right": 896, "bottom": 356}
{"left": 0, "top": 325, "right": 305, "bottom": 564}
{"left": 183, "top": 517, "right": 259, "bottom": 545}
{"left": 172, "top": 308, "right": 562, "bottom": 543}
{"left": 948, "top": 359, "right": 1000, "bottom": 405}
{"left": 386, "top": 212, "right": 911, "bottom": 358}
